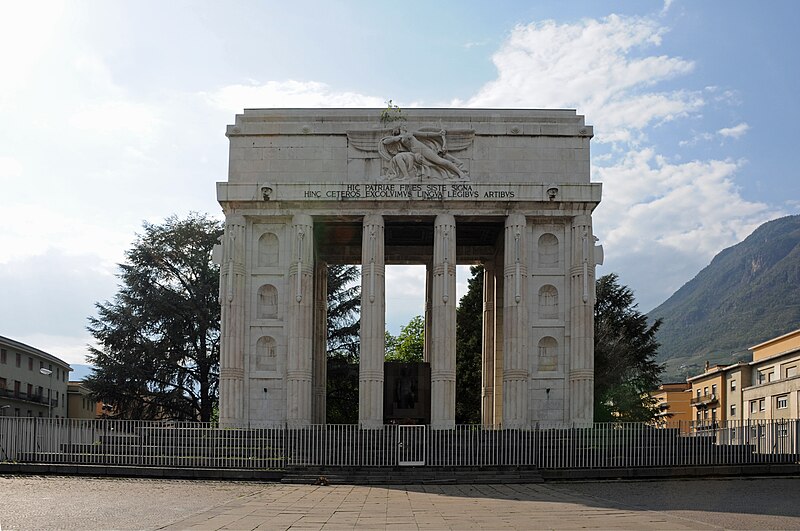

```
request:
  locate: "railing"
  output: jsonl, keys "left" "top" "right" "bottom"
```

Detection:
{"left": 0, "top": 418, "right": 798, "bottom": 470}
{"left": 690, "top": 393, "right": 718, "bottom": 406}
{"left": 0, "top": 388, "right": 55, "bottom": 406}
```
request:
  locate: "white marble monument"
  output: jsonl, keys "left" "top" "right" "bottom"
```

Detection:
{"left": 215, "top": 109, "right": 603, "bottom": 429}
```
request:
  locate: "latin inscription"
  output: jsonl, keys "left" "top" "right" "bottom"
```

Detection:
{"left": 302, "top": 183, "right": 516, "bottom": 200}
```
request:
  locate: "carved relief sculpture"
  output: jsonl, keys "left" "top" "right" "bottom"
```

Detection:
{"left": 349, "top": 126, "right": 474, "bottom": 181}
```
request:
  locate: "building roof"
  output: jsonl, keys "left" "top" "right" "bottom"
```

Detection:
{"left": 0, "top": 334, "right": 72, "bottom": 370}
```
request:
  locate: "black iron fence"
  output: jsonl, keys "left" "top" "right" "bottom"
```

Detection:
{"left": 1, "top": 418, "right": 798, "bottom": 470}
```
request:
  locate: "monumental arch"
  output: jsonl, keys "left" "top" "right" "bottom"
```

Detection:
{"left": 216, "top": 109, "right": 603, "bottom": 429}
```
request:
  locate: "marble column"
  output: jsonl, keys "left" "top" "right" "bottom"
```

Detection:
{"left": 502, "top": 214, "right": 529, "bottom": 429}
{"left": 312, "top": 261, "right": 328, "bottom": 424}
{"left": 494, "top": 249, "right": 504, "bottom": 426}
{"left": 431, "top": 214, "right": 457, "bottom": 430}
{"left": 481, "top": 261, "right": 496, "bottom": 427}
{"left": 359, "top": 214, "right": 385, "bottom": 429}
{"left": 287, "top": 214, "right": 314, "bottom": 427}
{"left": 219, "top": 215, "right": 246, "bottom": 426}
{"left": 569, "top": 214, "right": 595, "bottom": 425}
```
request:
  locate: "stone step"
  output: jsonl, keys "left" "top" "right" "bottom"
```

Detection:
{"left": 281, "top": 466, "right": 545, "bottom": 485}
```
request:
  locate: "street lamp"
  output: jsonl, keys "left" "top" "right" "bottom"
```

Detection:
{"left": 39, "top": 368, "right": 53, "bottom": 418}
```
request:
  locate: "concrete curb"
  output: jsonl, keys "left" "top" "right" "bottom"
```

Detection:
{"left": 0, "top": 463, "right": 283, "bottom": 481}
{"left": 541, "top": 463, "right": 800, "bottom": 481}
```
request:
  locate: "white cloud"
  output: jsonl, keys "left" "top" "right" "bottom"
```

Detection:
{"left": 203, "top": 80, "right": 385, "bottom": 114}
{"left": 461, "top": 13, "right": 773, "bottom": 309}
{"left": 594, "top": 149, "right": 782, "bottom": 309}
{"left": 465, "top": 15, "right": 697, "bottom": 144}
{"left": 0, "top": 1, "right": 65, "bottom": 107}
{"left": 718, "top": 122, "right": 749, "bottom": 139}
{"left": 69, "top": 101, "right": 163, "bottom": 140}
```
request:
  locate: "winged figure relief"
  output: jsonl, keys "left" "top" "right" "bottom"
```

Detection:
{"left": 348, "top": 126, "right": 474, "bottom": 181}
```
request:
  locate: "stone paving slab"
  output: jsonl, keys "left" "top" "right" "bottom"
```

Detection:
{"left": 2, "top": 475, "right": 800, "bottom": 530}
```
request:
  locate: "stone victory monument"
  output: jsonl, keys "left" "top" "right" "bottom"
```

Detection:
{"left": 215, "top": 108, "right": 603, "bottom": 429}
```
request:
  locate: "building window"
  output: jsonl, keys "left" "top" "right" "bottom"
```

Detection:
{"left": 40, "top": 360, "right": 43, "bottom": 370}
{"left": 768, "top": 371, "right": 774, "bottom": 382}
{"left": 750, "top": 400, "right": 758, "bottom": 413}
{"left": 27, "top": 383, "right": 33, "bottom": 397}
{"left": 696, "top": 411, "right": 701, "bottom": 422}
{"left": 704, "top": 386, "right": 709, "bottom": 396}
{"left": 786, "top": 366, "right": 797, "bottom": 379}
{"left": 777, "top": 396, "right": 788, "bottom": 409}
{"left": 0, "top": 377, "right": 6, "bottom": 390}
{"left": 759, "top": 398, "right": 765, "bottom": 411}
{"left": 730, "top": 428, "right": 736, "bottom": 441}
{"left": 778, "top": 424, "right": 789, "bottom": 438}
{"left": 0, "top": 348, "right": 6, "bottom": 363}
{"left": 16, "top": 353, "right": 21, "bottom": 367}
{"left": 731, "top": 379, "right": 736, "bottom": 391}
{"left": 28, "top": 357, "right": 33, "bottom": 370}
{"left": 711, "top": 384, "right": 717, "bottom": 396}
{"left": 696, "top": 389, "right": 701, "bottom": 398}
{"left": 730, "top": 404, "right": 736, "bottom": 416}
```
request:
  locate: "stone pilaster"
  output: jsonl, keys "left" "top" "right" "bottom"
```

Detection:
{"left": 502, "top": 214, "right": 529, "bottom": 429}
{"left": 312, "top": 260, "right": 328, "bottom": 424}
{"left": 287, "top": 214, "right": 314, "bottom": 427}
{"left": 481, "top": 261, "right": 496, "bottom": 427}
{"left": 431, "top": 214, "right": 457, "bottom": 430}
{"left": 219, "top": 215, "right": 245, "bottom": 426}
{"left": 569, "top": 214, "right": 595, "bottom": 425}
{"left": 359, "top": 214, "right": 385, "bottom": 429}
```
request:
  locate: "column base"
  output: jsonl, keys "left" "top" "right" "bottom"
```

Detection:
{"left": 359, "top": 419, "right": 384, "bottom": 430}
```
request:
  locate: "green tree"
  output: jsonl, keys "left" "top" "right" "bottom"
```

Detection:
{"left": 385, "top": 315, "right": 425, "bottom": 362}
{"left": 325, "top": 265, "right": 361, "bottom": 424}
{"left": 594, "top": 273, "right": 664, "bottom": 422}
{"left": 456, "top": 266, "right": 483, "bottom": 424}
{"left": 326, "top": 265, "right": 361, "bottom": 358}
{"left": 85, "top": 214, "right": 223, "bottom": 421}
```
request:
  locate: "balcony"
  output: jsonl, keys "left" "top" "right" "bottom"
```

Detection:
{"left": 0, "top": 387, "right": 57, "bottom": 406}
{"left": 690, "top": 393, "right": 718, "bottom": 407}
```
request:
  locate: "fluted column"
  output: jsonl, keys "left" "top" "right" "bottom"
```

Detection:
{"left": 502, "top": 214, "right": 529, "bottom": 429}
{"left": 431, "top": 214, "right": 457, "bottom": 430}
{"left": 219, "top": 215, "right": 246, "bottom": 426}
{"left": 312, "top": 261, "right": 328, "bottom": 424}
{"left": 481, "top": 261, "right": 496, "bottom": 427}
{"left": 494, "top": 250, "right": 504, "bottom": 426}
{"left": 359, "top": 214, "right": 385, "bottom": 429}
{"left": 287, "top": 214, "right": 314, "bottom": 426}
{"left": 569, "top": 214, "right": 595, "bottom": 425}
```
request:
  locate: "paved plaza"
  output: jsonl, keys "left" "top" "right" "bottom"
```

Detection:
{"left": 2, "top": 475, "right": 800, "bottom": 530}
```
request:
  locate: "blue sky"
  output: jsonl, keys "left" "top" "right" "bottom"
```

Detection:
{"left": 1, "top": 0, "right": 798, "bottom": 366}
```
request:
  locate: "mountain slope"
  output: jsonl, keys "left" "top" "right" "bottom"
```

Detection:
{"left": 649, "top": 215, "right": 800, "bottom": 381}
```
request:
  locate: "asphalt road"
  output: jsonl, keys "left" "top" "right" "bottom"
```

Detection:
{"left": 1, "top": 475, "right": 799, "bottom": 530}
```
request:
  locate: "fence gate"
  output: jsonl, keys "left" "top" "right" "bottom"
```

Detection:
{"left": 397, "top": 425, "right": 426, "bottom": 466}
